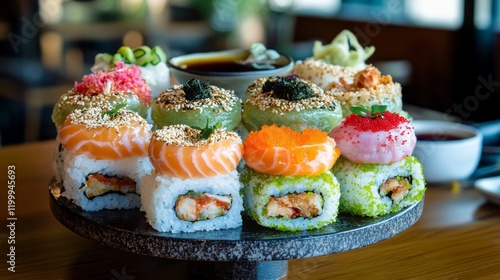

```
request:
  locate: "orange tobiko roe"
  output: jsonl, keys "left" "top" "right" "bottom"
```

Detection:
{"left": 243, "top": 124, "right": 340, "bottom": 176}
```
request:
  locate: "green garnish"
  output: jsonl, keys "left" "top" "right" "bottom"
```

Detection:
{"left": 313, "top": 29, "right": 375, "bottom": 67}
{"left": 350, "top": 105, "right": 387, "bottom": 118}
{"left": 263, "top": 75, "right": 315, "bottom": 101}
{"left": 102, "top": 103, "right": 126, "bottom": 118}
{"left": 193, "top": 120, "right": 221, "bottom": 140}
{"left": 183, "top": 79, "right": 212, "bottom": 101}
{"left": 101, "top": 45, "right": 167, "bottom": 68}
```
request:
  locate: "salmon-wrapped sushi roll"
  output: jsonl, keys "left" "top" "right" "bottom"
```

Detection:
{"left": 330, "top": 106, "right": 426, "bottom": 217}
{"left": 241, "top": 124, "right": 342, "bottom": 231}
{"left": 151, "top": 79, "right": 241, "bottom": 131}
{"left": 141, "top": 124, "right": 244, "bottom": 233}
{"left": 51, "top": 62, "right": 152, "bottom": 130}
{"left": 54, "top": 105, "right": 153, "bottom": 211}
{"left": 242, "top": 75, "right": 342, "bottom": 133}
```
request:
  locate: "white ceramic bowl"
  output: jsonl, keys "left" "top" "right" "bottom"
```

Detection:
{"left": 411, "top": 120, "right": 483, "bottom": 183}
{"left": 167, "top": 49, "right": 294, "bottom": 100}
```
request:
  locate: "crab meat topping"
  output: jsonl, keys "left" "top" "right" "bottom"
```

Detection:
{"left": 81, "top": 173, "right": 136, "bottom": 199}
{"left": 266, "top": 192, "right": 323, "bottom": 219}
{"left": 175, "top": 192, "right": 232, "bottom": 222}
{"left": 379, "top": 176, "right": 411, "bottom": 204}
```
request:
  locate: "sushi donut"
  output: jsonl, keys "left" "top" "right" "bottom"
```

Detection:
{"left": 330, "top": 106, "right": 425, "bottom": 217}
{"left": 292, "top": 29, "right": 374, "bottom": 90}
{"left": 242, "top": 75, "right": 343, "bottom": 133}
{"left": 241, "top": 124, "right": 341, "bottom": 231}
{"left": 291, "top": 58, "right": 357, "bottom": 90}
{"left": 51, "top": 62, "right": 152, "bottom": 130}
{"left": 151, "top": 79, "right": 242, "bottom": 131}
{"left": 326, "top": 66, "right": 404, "bottom": 118}
{"left": 141, "top": 124, "right": 244, "bottom": 233}
{"left": 91, "top": 45, "right": 170, "bottom": 98}
{"left": 330, "top": 107, "right": 416, "bottom": 164}
{"left": 54, "top": 105, "right": 153, "bottom": 211}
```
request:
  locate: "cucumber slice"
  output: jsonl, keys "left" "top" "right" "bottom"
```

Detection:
{"left": 110, "top": 53, "right": 124, "bottom": 67}
{"left": 133, "top": 46, "right": 152, "bottom": 66}
{"left": 117, "top": 46, "right": 136, "bottom": 64}
{"left": 151, "top": 46, "right": 167, "bottom": 65}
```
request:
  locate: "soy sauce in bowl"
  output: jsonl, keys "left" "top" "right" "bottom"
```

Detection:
{"left": 416, "top": 133, "right": 472, "bottom": 141}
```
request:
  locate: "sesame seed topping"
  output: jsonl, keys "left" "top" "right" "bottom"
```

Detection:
{"left": 66, "top": 105, "right": 151, "bottom": 132}
{"left": 56, "top": 88, "right": 146, "bottom": 109}
{"left": 155, "top": 84, "right": 240, "bottom": 112}
{"left": 152, "top": 124, "right": 242, "bottom": 147}
{"left": 244, "top": 77, "right": 340, "bottom": 114}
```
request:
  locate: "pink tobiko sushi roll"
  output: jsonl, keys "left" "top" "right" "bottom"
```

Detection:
{"left": 330, "top": 106, "right": 416, "bottom": 164}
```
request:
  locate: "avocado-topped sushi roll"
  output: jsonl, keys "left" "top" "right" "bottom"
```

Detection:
{"left": 91, "top": 45, "right": 170, "bottom": 98}
{"left": 330, "top": 106, "right": 425, "bottom": 217}
{"left": 141, "top": 124, "right": 244, "bottom": 233}
{"left": 54, "top": 105, "right": 153, "bottom": 211}
{"left": 326, "top": 66, "right": 404, "bottom": 118}
{"left": 151, "top": 79, "right": 242, "bottom": 131}
{"left": 241, "top": 124, "right": 342, "bottom": 231}
{"left": 242, "top": 75, "right": 342, "bottom": 133}
{"left": 51, "top": 62, "right": 152, "bottom": 130}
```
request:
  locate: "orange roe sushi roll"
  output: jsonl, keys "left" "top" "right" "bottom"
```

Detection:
{"left": 141, "top": 124, "right": 244, "bottom": 233}
{"left": 54, "top": 105, "right": 153, "bottom": 211}
{"left": 241, "top": 124, "right": 341, "bottom": 231}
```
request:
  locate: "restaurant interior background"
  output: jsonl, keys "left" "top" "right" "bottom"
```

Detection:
{"left": 0, "top": 0, "right": 499, "bottom": 146}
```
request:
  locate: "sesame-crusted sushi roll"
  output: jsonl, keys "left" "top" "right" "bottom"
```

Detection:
{"left": 326, "top": 66, "right": 404, "bottom": 118}
{"left": 141, "top": 124, "right": 244, "bottom": 233}
{"left": 242, "top": 75, "right": 342, "bottom": 133}
{"left": 292, "top": 29, "right": 374, "bottom": 90}
{"left": 330, "top": 106, "right": 426, "bottom": 217}
{"left": 241, "top": 124, "right": 342, "bottom": 231}
{"left": 91, "top": 45, "right": 170, "bottom": 98}
{"left": 151, "top": 79, "right": 242, "bottom": 131}
{"left": 51, "top": 62, "right": 152, "bottom": 130}
{"left": 54, "top": 105, "right": 153, "bottom": 211}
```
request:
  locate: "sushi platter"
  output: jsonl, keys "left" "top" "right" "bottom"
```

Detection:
{"left": 48, "top": 31, "right": 428, "bottom": 279}
{"left": 50, "top": 178, "right": 423, "bottom": 279}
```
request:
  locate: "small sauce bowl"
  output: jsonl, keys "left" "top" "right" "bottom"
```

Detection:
{"left": 167, "top": 49, "right": 294, "bottom": 100}
{"left": 411, "top": 120, "right": 483, "bottom": 183}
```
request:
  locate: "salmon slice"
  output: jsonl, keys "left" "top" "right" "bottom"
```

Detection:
{"left": 59, "top": 107, "right": 152, "bottom": 160}
{"left": 148, "top": 125, "right": 243, "bottom": 179}
{"left": 243, "top": 124, "right": 340, "bottom": 176}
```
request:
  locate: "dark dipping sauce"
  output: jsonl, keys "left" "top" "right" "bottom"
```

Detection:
{"left": 179, "top": 56, "right": 289, "bottom": 73}
{"left": 416, "top": 133, "right": 471, "bottom": 141}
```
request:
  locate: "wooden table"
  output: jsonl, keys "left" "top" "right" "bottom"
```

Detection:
{"left": 1, "top": 140, "right": 500, "bottom": 279}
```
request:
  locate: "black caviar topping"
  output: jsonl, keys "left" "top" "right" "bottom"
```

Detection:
{"left": 262, "top": 75, "right": 315, "bottom": 101}
{"left": 183, "top": 79, "right": 212, "bottom": 101}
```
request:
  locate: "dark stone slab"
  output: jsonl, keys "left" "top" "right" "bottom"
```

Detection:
{"left": 49, "top": 178, "right": 423, "bottom": 279}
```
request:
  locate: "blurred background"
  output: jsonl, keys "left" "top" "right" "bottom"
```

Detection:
{"left": 0, "top": 0, "right": 499, "bottom": 145}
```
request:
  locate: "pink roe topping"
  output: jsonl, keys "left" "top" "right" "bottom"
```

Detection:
{"left": 74, "top": 62, "right": 151, "bottom": 104}
{"left": 343, "top": 111, "right": 409, "bottom": 132}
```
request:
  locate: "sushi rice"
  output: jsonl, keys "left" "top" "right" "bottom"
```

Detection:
{"left": 140, "top": 170, "right": 244, "bottom": 233}
{"left": 53, "top": 140, "right": 153, "bottom": 211}
{"left": 332, "top": 156, "right": 426, "bottom": 217}
{"left": 240, "top": 166, "right": 341, "bottom": 231}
